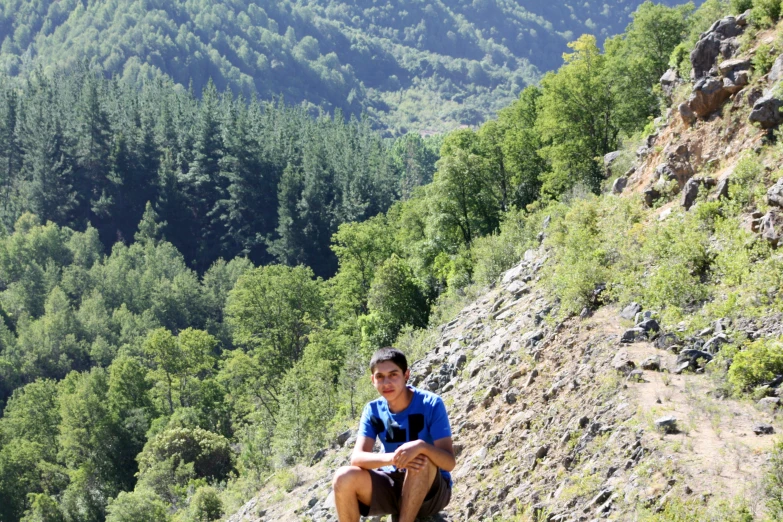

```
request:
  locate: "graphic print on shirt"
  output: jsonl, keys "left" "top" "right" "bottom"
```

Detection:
{"left": 368, "top": 413, "right": 425, "bottom": 443}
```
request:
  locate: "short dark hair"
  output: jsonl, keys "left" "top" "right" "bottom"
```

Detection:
{"left": 369, "top": 347, "right": 408, "bottom": 374}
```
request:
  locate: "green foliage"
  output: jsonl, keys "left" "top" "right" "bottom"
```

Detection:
{"left": 537, "top": 35, "right": 619, "bottom": 196}
{"left": 752, "top": 43, "right": 776, "bottom": 75}
{"left": 363, "top": 255, "right": 428, "bottom": 348}
{"left": 226, "top": 264, "right": 323, "bottom": 381}
{"left": 186, "top": 486, "right": 223, "bottom": 522}
{"left": 544, "top": 197, "right": 610, "bottom": 316}
{"left": 105, "top": 490, "right": 171, "bottom": 522}
{"left": 765, "top": 438, "right": 783, "bottom": 520}
{"left": 731, "top": 0, "right": 754, "bottom": 14}
{"left": 136, "top": 427, "right": 234, "bottom": 494}
{"left": 728, "top": 338, "right": 783, "bottom": 392}
{"left": 751, "top": 0, "right": 782, "bottom": 26}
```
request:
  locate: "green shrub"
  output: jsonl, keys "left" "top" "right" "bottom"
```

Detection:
{"left": 106, "top": 490, "right": 171, "bottom": 522}
{"left": 544, "top": 197, "right": 610, "bottom": 316}
{"left": 187, "top": 486, "right": 223, "bottom": 522}
{"left": 765, "top": 438, "right": 783, "bottom": 519}
{"left": 731, "top": 0, "right": 754, "bottom": 13}
{"left": 752, "top": 42, "right": 776, "bottom": 75}
{"left": 728, "top": 337, "right": 783, "bottom": 391}
{"left": 751, "top": 0, "right": 782, "bottom": 26}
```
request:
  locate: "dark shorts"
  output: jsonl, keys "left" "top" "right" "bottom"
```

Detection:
{"left": 358, "top": 469, "right": 451, "bottom": 519}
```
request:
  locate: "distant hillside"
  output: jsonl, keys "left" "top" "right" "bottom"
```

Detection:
{"left": 0, "top": 0, "right": 698, "bottom": 134}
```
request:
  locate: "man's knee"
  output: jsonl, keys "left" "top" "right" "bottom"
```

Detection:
{"left": 407, "top": 456, "right": 437, "bottom": 479}
{"left": 333, "top": 466, "right": 364, "bottom": 493}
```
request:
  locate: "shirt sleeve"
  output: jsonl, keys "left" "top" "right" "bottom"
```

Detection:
{"left": 358, "top": 403, "right": 378, "bottom": 439}
{"left": 429, "top": 396, "right": 452, "bottom": 441}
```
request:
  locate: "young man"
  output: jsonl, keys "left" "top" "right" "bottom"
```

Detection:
{"left": 332, "top": 347, "right": 455, "bottom": 522}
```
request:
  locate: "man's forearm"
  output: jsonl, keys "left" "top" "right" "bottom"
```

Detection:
{"left": 350, "top": 450, "right": 393, "bottom": 469}
{"left": 418, "top": 442, "right": 456, "bottom": 472}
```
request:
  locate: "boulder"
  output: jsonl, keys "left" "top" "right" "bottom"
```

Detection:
{"left": 753, "top": 423, "right": 775, "bottom": 435}
{"left": 675, "top": 349, "right": 713, "bottom": 373}
{"left": 604, "top": 151, "right": 622, "bottom": 178}
{"left": 749, "top": 94, "right": 783, "bottom": 129}
{"left": 718, "top": 57, "right": 751, "bottom": 77}
{"left": 688, "top": 77, "right": 732, "bottom": 117}
{"left": 644, "top": 187, "right": 661, "bottom": 208}
{"left": 641, "top": 356, "right": 661, "bottom": 371}
{"left": 612, "top": 176, "right": 628, "bottom": 194}
{"left": 690, "top": 16, "right": 744, "bottom": 80}
{"left": 711, "top": 178, "right": 730, "bottom": 201}
{"left": 654, "top": 416, "right": 678, "bottom": 433}
{"left": 612, "top": 349, "right": 636, "bottom": 373}
{"left": 770, "top": 54, "right": 783, "bottom": 83}
{"left": 621, "top": 328, "right": 646, "bottom": 343}
{"left": 682, "top": 177, "right": 701, "bottom": 210}
{"left": 620, "top": 302, "right": 642, "bottom": 320}
{"left": 759, "top": 209, "right": 783, "bottom": 247}
{"left": 660, "top": 68, "right": 680, "bottom": 98}
{"left": 638, "top": 318, "right": 661, "bottom": 334}
{"left": 679, "top": 102, "right": 697, "bottom": 126}
{"left": 768, "top": 178, "right": 783, "bottom": 208}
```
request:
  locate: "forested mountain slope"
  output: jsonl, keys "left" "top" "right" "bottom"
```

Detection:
{"left": 0, "top": 0, "right": 698, "bottom": 134}
{"left": 7, "top": 0, "right": 783, "bottom": 521}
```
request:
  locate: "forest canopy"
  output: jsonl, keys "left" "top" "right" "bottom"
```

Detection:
{"left": 0, "top": 0, "right": 699, "bottom": 134}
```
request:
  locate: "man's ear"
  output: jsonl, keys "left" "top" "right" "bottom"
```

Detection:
{"left": 404, "top": 368, "right": 411, "bottom": 382}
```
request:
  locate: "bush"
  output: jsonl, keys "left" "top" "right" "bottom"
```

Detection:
{"left": 751, "top": 0, "right": 781, "bottom": 26}
{"left": 187, "top": 486, "right": 223, "bottom": 522}
{"left": 106, "top": 490, "right": 171, "bottom": 522}
{"left": 731, "top": 0, "right": 754, "bottom": 12}
{"left": 728, "top": 338, "right": 783, "bottom": 391}
{"left": 765, "top": 438, "right": 783, "bottom": 519}
{"left": 137, "top": 427, "right": 234, "bottom": 484}
{"left": 752, "top": 43, "right": 775, "bottom": 75}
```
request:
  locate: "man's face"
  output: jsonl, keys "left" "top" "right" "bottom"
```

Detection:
{"left": 371, "top": 360, "right": 410, "bottom": 403}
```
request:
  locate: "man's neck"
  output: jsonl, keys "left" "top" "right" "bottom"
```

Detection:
{"left": 387, "top": 386, "right": 414, "bottom": 413}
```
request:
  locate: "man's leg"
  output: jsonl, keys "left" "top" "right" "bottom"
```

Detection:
{"left": 397, "top": 457, "right": 438, "bottom": 522}
{"left": 333, "top": 466, "right": 373, "bottom": 522}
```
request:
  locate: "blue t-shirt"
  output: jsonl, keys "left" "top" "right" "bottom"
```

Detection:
{"left": 358, "top": 386, "right": 453, "bottom": 486}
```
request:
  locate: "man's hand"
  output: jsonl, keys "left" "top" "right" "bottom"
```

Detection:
{"left": 392, "top": 440, "right": 424, "bottom": 469}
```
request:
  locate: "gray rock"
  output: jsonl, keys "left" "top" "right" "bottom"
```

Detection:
{"left": 612, "top": 176, "right": 628, "bottom": 194}
{"left": 336, "top": 429, "right": 353, "bottom": 447}
{"left": 638, "top": 319, "right": 661, "bottom": 334}
{"left": 311, "top": 449, "right": 326, "bottom": 465}
{"left": 703, "top": 333, "right": 729, "bottom": 353}
{"left": 612, "top": 350, "right": 636, "bottom": 374}
{"left": 621, "top": 328, "right": 646, "bottom": 343}
{"left": 712, "top": 178, "right": 730, "bottom": 201}
{"left": 504, "top": 388, "right": 519, "bottom": 405}
{"left": 655, "top": 415, "right": 678, "bottom": 433}
{"left": 525, "top": 368, "right": 539, "bottom": 388}
{"left": 675, "top": 349, "right": 713, "bottom": 373}
{"left": 590, "top": 488, "right": 613, "bottom": 507}
{"left": 749, "top": 94, "right": 783, "bottom": 129}
{"left": 753, "top": 423, "right": 775, "bottom": 435}
{"left": 770, "top": 54, "right": 783, "bottom": 83}
{"left": 660, "top": 68, "right": 680, "bottom": 98}
{"left": 604, "top": 151, "right": 622, "bottom": 179}
{"left": 620, "top": 302, "right": 642, "bottom": 320}
{"left": 641, "top": 356, "right": 661, "bottom": 371}
{"left": 654, "top": 333, "right": 680, "bottom": 350}
{"left": 644, "top": 187, "right": 661, "bottom": 208}
{"left": 758, "top": 397, "right": 781, "bottom": 410}
{"left": 682, "top": 177, "right": 701, "bottom": 210}
{"left": 688, "top": 77, "right": 732, "bottom": 118}
{"left": 718, "top": 57, "right": 751, "bottom": 77}
{"left": 759, "top": 210, "right": 783, "bottom": 247}
{"left": 679, "top": 102, "right": 697, "bottom": 126}
{"left": 768, "top": 177, "right": 783, "bottom": 208}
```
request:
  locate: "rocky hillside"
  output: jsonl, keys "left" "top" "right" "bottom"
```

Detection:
{"left": 226, "top": 9, "right": 783, "bottom": 522}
